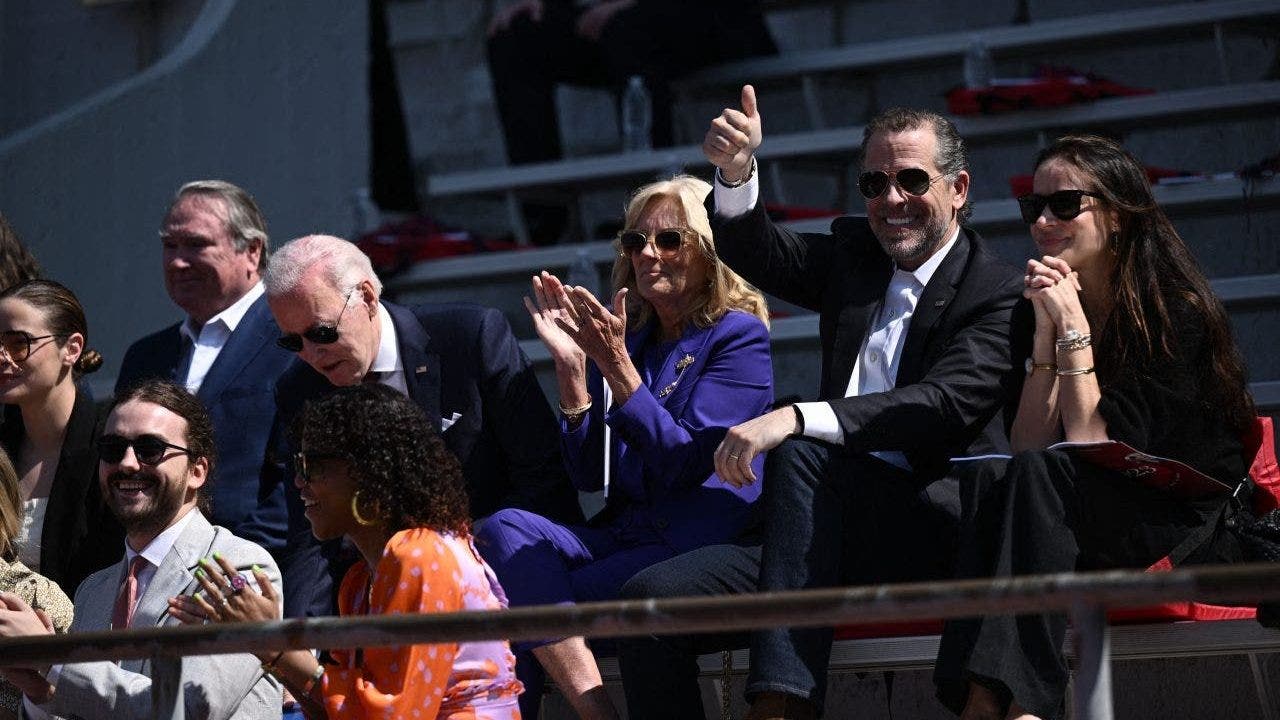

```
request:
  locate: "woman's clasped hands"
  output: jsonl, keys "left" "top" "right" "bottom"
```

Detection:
{"left": 168, "top": 554, "right": 279, "bottom": 625}
{"left": 1023, "top": 255, "right": 1087, "bottom": 331}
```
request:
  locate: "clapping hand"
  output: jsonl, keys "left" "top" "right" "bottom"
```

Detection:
{"left": 524, "top": 271, "right": 587, "bottom": 368}
{"left": 556, "top": 285, "right": 630, "bottom": 369}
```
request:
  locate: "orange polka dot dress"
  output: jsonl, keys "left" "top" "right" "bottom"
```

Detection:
{"left": 322, "top": 528, "right": 523, "bottom": 719}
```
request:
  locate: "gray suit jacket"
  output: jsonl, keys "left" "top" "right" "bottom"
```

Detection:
{"left": 45, "top": 510, "right": 282, "bottom": 720}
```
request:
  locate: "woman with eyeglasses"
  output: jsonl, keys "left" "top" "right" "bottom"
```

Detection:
{"left": 170, "top": 383, "right": 523, "bottom": 719}
{"left": 934, "top": 135, "right": 1256, "bottom": 720}
{"left": 0, "top": 279, "right": 121, "bottom": 596}
{"left": 0, "top": 444, "right": 73, "bottom": 720}
{"left": 473, "top": 175, "right": 773, "bottom": 719}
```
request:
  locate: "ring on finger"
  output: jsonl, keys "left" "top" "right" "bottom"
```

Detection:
{"left": 729, "top": 453, "right": 741, "bottom": 460}
{"left": 229, "top": 574, "right": 248, "bottom": 595}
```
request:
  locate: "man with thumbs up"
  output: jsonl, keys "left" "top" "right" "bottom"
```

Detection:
{"left": 616, "top": 90, "right": 1029, "bottom": 719}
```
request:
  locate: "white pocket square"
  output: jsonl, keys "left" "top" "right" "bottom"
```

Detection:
{"left": 442, "top": 412, "right": 462, "bottom": 431}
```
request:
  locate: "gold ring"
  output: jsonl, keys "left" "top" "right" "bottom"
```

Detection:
{"left": 729, "top": 453, "right": 741, "bottom": 460}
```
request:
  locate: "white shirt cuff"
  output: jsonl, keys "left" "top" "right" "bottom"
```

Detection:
{"left": 712, "top": 170, "right": 759, "bottom": 219}
{"left": 794, "top": 402, "right": 843, "bottom": 445}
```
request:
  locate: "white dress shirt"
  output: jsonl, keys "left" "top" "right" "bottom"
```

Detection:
{"left": 714, "top": 171, "right": 960, "bottom": 468}
{"left": 177, "top": 283, "right": 265, "bottom": 393}
{"left": 366, "top": 303, "right": 409, "bottom": 397}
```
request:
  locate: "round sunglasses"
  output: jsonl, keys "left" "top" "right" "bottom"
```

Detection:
{"left": 276, "top": 288, "right": 357, "bottom": 353}
{"left": 1016, "top": 190, "right": 1104, "bottom": 224}
{"left": 98, "top": 434, "right": 192, "bottom": 465}
{"left": 857, "top": 168, "right": 944, "bottom": 200}
{"left": 618, "top": 228, "right": 693, "bottom": 258}
{"left": 0, "top": 331, "right": 68, "bottom": 363}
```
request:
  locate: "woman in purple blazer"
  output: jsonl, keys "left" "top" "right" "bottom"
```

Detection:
{"left": 475, "top": 175, "right": 774, "bottom": 719}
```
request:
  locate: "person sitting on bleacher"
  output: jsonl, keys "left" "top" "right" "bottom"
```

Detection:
{"left": 615, "top": 92, "right": 1029, "bottom": 720}
{"left": 933, "top": 134, "right": 1257, "bottom": 720}
{"left": 475, "top": 175, "right": 774, "bottom": 720}
{"left": 485, "top": 0, "right": 776, "bottom": 245}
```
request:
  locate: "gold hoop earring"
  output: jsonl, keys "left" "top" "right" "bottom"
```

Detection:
{"left": 351, "top": 490, "right": 378, "bottom": 527}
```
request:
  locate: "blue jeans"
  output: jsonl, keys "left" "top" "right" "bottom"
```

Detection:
{"left": 746, "top": 438, "right": 959, "bottom": 709}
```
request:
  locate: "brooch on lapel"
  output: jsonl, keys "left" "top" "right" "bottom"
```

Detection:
{"left": 657, "top": 354, "right": 696, "bottom": 398}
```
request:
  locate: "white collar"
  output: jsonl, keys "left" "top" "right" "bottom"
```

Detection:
{"left": 897, "top": 226, "right": 960, "bottom": 288}
{"left": 125, "top": 506, "right": 200, "bottom": 568}
{"left": 368, "top": 303, "right": 402, "bottom": 375}
{"left": 179, "top": 282, "right": 264, "bottom": 343}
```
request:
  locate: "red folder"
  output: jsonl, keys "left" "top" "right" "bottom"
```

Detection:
{"left": 1047, "top": 440, "right": 1233, "bottom": 500}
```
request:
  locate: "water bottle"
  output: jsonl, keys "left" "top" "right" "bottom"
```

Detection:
{"left": 565, "top": 247, "right": 601, "bottom": 299}
{"left": 963, "top": 39, "right": 993, "bottom": 89}
{"left": 621, "top": 75, "right": 652, "bottom": 153}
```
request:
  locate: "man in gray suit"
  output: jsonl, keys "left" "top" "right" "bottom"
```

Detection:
{"left": 0, "top": 379, "right": 282, "bottom": 719}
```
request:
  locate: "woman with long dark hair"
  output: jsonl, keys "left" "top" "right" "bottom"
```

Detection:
{"left": 934, "top": 135, "right": 1255, "bottom": 720}
{"left": 0, "top": 279, "right": 120, "bottom": 594}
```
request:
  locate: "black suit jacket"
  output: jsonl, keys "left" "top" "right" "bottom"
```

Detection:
{"left": 274, "top": 300, "right": 580, "bottom": 616}
{"left": 0, "top": 391, "right": 122, "bottom": 594}
{"left": 114, "top": 295, "right": 294, "bottom": 555}
{"left": 711, "top": 201, "right": 1029, "bottom": 481}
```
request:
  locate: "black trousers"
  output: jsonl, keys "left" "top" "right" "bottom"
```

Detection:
{"left": 616, "top": 438, "right": 961, "bottom": 718}
{"left": 933, "top": 450, "right": 1241, "bottom": 719}
{"left": 485, "top": 3, "right": 773, "bottom": 245}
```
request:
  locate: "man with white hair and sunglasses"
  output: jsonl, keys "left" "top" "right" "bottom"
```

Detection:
{"left": 616, "top": 92, "right": 1031, "bottom": 720}
{"left": 264, "top": 234, "right": 580, "bottom": 618}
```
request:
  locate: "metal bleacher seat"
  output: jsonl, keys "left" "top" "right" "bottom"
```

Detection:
{"left": 421, "top": 0, "right": 1280, "bottom": 242}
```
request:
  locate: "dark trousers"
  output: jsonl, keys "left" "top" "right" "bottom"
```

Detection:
{"left": 618, "top": 543, "right": 762, "bottom": 720}
{"left": 933, "top": 450, "right": 1241, "bottom": 719}
{"left": 485, "top": 2, "right": 775, "bottom": 244}
{"left": 616, "top": 438, "right": 960, "bottom": 718}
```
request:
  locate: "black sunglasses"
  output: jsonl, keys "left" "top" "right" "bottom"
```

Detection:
{"left": 98, "top": 434, "right": 192, "bottom": 466}
{"left": 294, "top": 452, "right": 343, "bottom": 484}
{"left": 857, "top": 168, "right": 943, "bottom": 200}
{"left": 1016, "top": 190, "right": 1105, "bottom": 224}
{"left": 0, "top": 331, "right": 68, "bottom": 363}
{"left": 618, "top": 228, "right": 690, "bottom": 258}
{"left": 276, "top": 288, "right": 357, "bottom": 353}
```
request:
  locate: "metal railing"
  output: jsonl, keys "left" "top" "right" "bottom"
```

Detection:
{"left": 3, "top": 563, "right": 1279, "bottom": 719}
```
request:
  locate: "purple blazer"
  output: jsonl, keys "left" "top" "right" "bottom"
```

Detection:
{"left": 561, "top": 309, "right": 774, "bottom": 552}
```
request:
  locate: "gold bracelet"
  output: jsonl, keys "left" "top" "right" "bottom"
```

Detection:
{"left": 1026, "top": 360, "right": 1057, "bottom": 375}
{"left": 559, "top": 395, "right": 592, "bottom": 421}
{"left": 300, "top": 663, "right": 325, "bottom": 696}
{"left": 1056, "top": 366, "right": 1095, "bottom": 377}
{"left": 260, "top": 651, "right": 284, "bottom": 676}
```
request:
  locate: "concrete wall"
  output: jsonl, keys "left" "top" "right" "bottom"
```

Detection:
{"left": 0, "top": 0, "right": 368, "bottom": 394}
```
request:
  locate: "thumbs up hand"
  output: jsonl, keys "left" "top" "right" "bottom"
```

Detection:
{"left": 703, "top": 85, "right": 762, "bottom": 183}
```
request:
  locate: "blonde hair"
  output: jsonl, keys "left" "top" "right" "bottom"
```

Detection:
{"left": 0, "top": 446, "right": 21, "bottom": 562}
{"left": 610, "top": 175, "right": 769, "bottom": 332}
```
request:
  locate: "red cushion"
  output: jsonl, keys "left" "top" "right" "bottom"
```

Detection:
{"left": 1247, "top": 417, "right": 1280, "bottom": 514}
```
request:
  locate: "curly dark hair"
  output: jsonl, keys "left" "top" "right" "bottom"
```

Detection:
{"left": 291, "top": 384, "right": 471, "bottom": 535}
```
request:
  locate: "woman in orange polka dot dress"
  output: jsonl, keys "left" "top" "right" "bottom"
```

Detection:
{"left": 170, "top": 384, "right": 523, "bottom": 719}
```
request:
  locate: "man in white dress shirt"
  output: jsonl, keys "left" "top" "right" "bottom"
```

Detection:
{"left": 615, "top": 91, "right": 1029, "bottom": 720}
{"left": 115, "top": 181, "right": 295, "bottom": 563}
